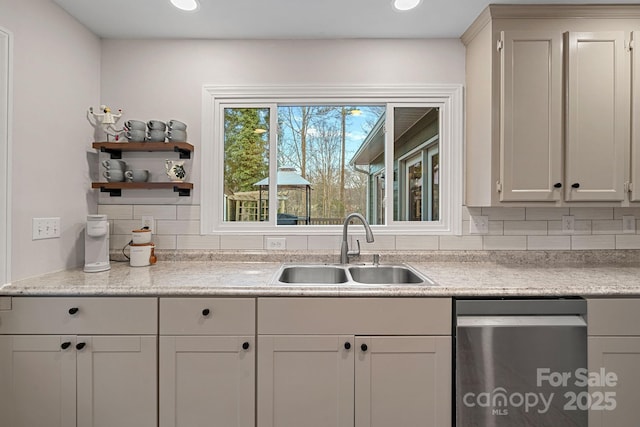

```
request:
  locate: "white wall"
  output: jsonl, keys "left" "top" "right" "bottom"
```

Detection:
{"left": 100, "top": 38, "right": 465, "bottom": 204}
{"left": 0, "top": 0, "right": 101, "bottom": 280}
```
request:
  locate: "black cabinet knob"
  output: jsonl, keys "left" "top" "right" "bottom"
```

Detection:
{"left": 572, "top": 183, "right": 580, "bottom": 189}
{"left": 361, "top": 343, "right": 368, "bottom": 352}
{"left": 61, "top": 342, "right": 71, "bottom": 350}
{"left": 202, "top": 308, "right": 210, "bottom": 316}
{"left": 344, "top": 342, "right": 351, "bottom": 350}
{"left": 68, "top": 307, "right": 79, "bottom": 315}
{"left": 76, "top": 342, "right": 86, "bottom": 350}
{"left": 554, "top": 183, "right": 562, "bottom": 188}
{"left": 242, "top": 342, "right": 250, "bottom": 350}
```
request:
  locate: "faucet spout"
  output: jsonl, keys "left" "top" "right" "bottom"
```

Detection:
{"left": 340, "top": 213, "right": 374, "bottom": 264}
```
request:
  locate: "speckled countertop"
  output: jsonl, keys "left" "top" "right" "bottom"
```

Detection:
{"left": 3, "top": 250, "right": 640, "bottom": 297}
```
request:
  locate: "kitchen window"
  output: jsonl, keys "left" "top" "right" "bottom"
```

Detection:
{"left": 201, "top": 85, "right": 463, "bottom": 235}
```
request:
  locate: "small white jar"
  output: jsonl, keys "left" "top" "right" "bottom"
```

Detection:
{"left": 131, "top": 228, "right": 152, "bottom": 244}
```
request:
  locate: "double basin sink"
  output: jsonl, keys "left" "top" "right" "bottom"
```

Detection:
{"left": 272, "top": 263, "right": 436, "bottom": 286}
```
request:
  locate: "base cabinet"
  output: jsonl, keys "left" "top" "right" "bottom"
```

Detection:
{"left": 257, "top": 298, "right": 452, "bottom": 427}
{"left": 587, "top": 298, "right": 640, "bottom": 427}
{"left": 0, "top": 334, "right": 157, "bottom": 427}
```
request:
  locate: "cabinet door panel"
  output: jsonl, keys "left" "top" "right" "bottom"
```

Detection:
{"left": 258, "top": 335, "right": 354, "bottom": 427}
{"left": 160, "top": 336, "right": 255, "bottom": 427}
{"left": 566, "top": 31, "right": 629, "bottom": 201}
{"left": 355, "top": 336, "right": 451, "bottom": 427}
{"left": 76, "top": 335, "right": 157, "bottom": 427}
{"left": 588, "top": 336, "right": 640, "bottom": 427}
{"left": 500, "top": 31, "right": 563, "bottom": 201}
{"left": 631, "top": 31, "right": 640, "bottom": 202}
{"left": 0, "top": 335, "right": 76, "bottom": 427}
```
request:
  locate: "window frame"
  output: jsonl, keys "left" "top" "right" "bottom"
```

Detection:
{"left": 201, "top": 85, "right": 463, "bottom": 235}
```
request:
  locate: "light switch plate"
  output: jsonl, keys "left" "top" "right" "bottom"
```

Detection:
{"left": 32, "top": 217, "right": 61, "bottom": 240}
{"left": 469, "top": 215, "right": 489, "bottom": 234}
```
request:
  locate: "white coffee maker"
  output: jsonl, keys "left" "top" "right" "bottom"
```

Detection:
{"left": 84, "top": 214, "right": 110, "bottom": 272}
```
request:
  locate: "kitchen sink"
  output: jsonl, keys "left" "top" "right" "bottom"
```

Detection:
{"left": 271, "top": 263, "right": 435, "bottom": 286}
{"left": 277, "top": 265, "right": 349, "bottom": 284}
{"left": 348, "top": 265, "right": 430, "bottom": 284}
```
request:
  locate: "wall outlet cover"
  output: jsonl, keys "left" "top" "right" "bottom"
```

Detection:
{"left": 469, "top": 215, "right": 489, "bottom": 234}
{"left": 266, "top": 237, "right": 286, "bottom": 250}
{"left": 562, "top": 215, "right": 575, "bottom": 234}
{"left": 623, "top": 216, "right": 636, "bottom": 234}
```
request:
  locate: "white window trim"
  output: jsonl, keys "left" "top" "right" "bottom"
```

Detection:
{"left": 201, "top": 84, "right": 463, "bottom": 236}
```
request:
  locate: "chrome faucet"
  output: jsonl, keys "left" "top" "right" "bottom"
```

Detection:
{"left": 340, "top": 213, "right": 374, "bottom": 264}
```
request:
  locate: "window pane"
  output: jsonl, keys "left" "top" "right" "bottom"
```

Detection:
{"left": 223, "top": 107, "right": 270, "bottom": 222}
{"left": 393, "top": 107, "right": 440, "bottom": 222}
{"left": 277, "top": 105, "right": 385, "bottom": 226}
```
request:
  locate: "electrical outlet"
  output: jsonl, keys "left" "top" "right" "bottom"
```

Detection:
{"left": 266, "top": 237, "right": 286, "bottom": 250}
{"left": 32, "top": 217, "right": 61, "bottom": 240}
{"left": 141, "top": 216, "right": 154, "bottom": 233}
{"left": 562, "top": 215, "right": 575, "bottom": 234}
{"left": 623, "top": 215, "right": 636, "bottom": 234}
{"left": 469, "top": 215, "right": 489, "bottom": 234}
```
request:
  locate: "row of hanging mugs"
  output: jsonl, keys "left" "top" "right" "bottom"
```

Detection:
{"left": 124, "top": 119, "right": 187, "bottom": 142}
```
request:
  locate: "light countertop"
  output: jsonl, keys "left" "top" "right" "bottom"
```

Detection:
{"left": 3, "top": 254, "right": 640, "bottom": 297}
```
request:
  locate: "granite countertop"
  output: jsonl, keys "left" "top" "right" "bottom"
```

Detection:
{"left": 3, "top": 250, "right": 640, "bottom": 297}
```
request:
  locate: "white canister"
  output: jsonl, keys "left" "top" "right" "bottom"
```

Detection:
{"left": 129, "top": 243, "right": 156, "bottom": 267}
{"left": 132, "top": 228, "right": 152, "bottom": 244}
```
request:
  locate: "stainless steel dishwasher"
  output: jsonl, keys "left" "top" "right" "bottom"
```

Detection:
{"left": 455, "top": 298, "right": 587, "bottom": 427}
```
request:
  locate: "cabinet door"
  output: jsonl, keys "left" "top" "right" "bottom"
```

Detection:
{"left": 76, "top": 335, "right": 157, "bottom": 427}
{"left": 631, "top": 31, "right": 640, "bottom": 202}
{"left": 566, "top": 31, "right": 630, "bottom": 201}
{"left": 588, "top": 336, "right": 640, "bottom": 427}
{"left": 0, "top": 335, "right": 76, "bottom": 427}
{"left": 159, "top": 336, "right": 255, "bottom": 427}
{"left": 258, "top": 335, "right": 354, "bottom": 427}
{"left": 354, "top": 336, "right": 451, "bottom": 427}
{"left": 499, "top": 31, "right": 563, "bottom": 201}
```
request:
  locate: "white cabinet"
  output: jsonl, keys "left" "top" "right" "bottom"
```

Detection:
{"left": 631, "top": 31, "right": 640, "bottom": 202}
{"left": 566, "top": 31, "right": 630, "bottom": 202}
{"left": 257, "top": 298, "right": 452, "bottom": 427}
{"left": 159, "top": 298, "right": 255, "bottom": 427}
{"left": 463, "top": 5, "right": 637, "bottom": 206}
{"left": 587, "top": 298, "right": 640, "bottom": 427}
{"left": 0, "top": 297, "right": 158, "bottom": 427}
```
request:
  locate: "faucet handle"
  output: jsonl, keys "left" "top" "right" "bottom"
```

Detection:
{"left": 347, "top": 239, "right": 361, "bottom": 258}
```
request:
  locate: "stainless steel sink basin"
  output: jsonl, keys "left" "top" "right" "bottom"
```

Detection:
{"left": 348, "top": 265, "right": 430, "bottom": 284}
{"left": 277, "top": 265, "right": 349, "bottom": 284}
{"left": 271, "top": 263, "right": 435, "bottom": 286}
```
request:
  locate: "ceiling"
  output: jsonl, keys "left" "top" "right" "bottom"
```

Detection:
{"left": 53, "top": 0, "right": 639, "bottom": 40}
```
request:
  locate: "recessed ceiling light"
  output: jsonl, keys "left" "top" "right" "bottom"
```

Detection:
{"left": 393, "top": 0, "right": 421, "bottom": 11}
{"left": 170, "top": 0, "right": 199, "bottom": 12}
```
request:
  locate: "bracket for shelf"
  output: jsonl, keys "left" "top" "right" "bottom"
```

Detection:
{"left": 99, "top": 187, "right": 122, "bottom": 197}
{"left": 99, "top": 147, "right": 123, "bottom": 159}
{"left": 173, "top": 186, "right": 191, "bottom": 196}
{"left": 174, "top": 146, "right": 191, "bottom": 159}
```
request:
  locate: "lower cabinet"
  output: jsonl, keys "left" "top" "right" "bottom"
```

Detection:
{"left": 588, "top": 298, "right": 640, "bottom": 427}
{"left": 257, "top": 297, "right": 453, "bottom": 427}
{"left": 159, "top": 298, "right": 256, "bottom": 427}
{"left": 0, "top": 334, "right": 157, "bottom": 427}
{"left": 0, "top": 297, "right": 158, "bottom": 427}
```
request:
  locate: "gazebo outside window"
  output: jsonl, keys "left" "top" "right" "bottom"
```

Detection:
{"left": 254, "top": 167, "right": 312, "bottom": 225}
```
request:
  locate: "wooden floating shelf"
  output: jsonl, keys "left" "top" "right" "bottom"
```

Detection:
{"left": 92, "top": 142, "right": 194, "bottom": 159}
{"left": 91, "top": 182, "right": 193, "bottom": 197}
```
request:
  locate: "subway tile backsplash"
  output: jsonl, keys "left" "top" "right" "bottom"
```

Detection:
{"left": 98, "top": 205, "right": 640, "bottom": 251}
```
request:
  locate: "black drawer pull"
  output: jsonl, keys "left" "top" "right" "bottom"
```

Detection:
{"left": 553, "top": 182, "right": 562, "bottom": 188}
{"left": 202, "top": 308, "right": 210, "bottom": 316}
{"left": 571, "top": 183, "right": 580, "bottom": 189}
{"left": 361, "top": 343, "right": 368, "bottom": 352}
{"left": 344, "top": 342, "right": 351, "bottom": 350}
{"left": 61, "top": 342, "right": 71, "bottom": 350}
{"left": 76, "top": 342, "right": 86, "bottom": 350}
{"left": 242, "top": 342, "right": 250, "bottom": 350}
{"left": 68, "top": 307, "right": 79, "bottom": 315}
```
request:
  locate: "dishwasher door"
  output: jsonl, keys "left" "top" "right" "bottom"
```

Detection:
{"left": 456, "top": 299, "right": 587, "bottom": 427}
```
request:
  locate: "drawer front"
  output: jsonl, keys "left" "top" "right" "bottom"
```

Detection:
{"left": 258, "top": 297, "right": 451, "bottom": 335}
{"left": 160, "top": 298, "right": 255, "bottom": 335}
{"left": 588, "top": 298, "right": 640, "bottom": 336}
{"left": 0, "top": 297, "right": 157, "bottom": 335}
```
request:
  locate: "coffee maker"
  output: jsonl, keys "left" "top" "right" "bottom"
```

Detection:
{"left": 84, "top": 214, "right": 110, "bottom": 272}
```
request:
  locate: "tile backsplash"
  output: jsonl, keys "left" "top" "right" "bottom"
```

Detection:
{"left": 98, "top": 205, "right": 640, "bottom": 251}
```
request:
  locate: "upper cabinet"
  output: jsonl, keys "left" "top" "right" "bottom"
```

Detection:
{"left": 463, "top": 5, "right": 640, "bottom": 206}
